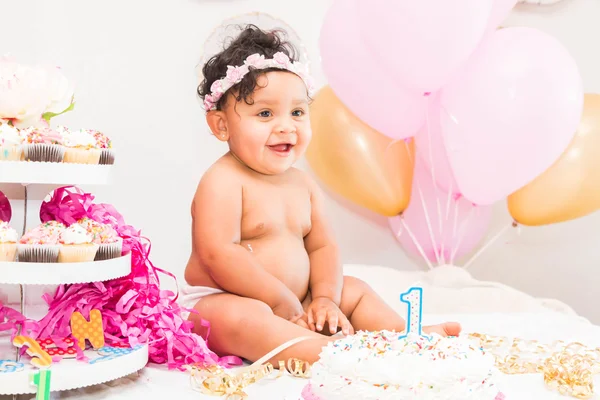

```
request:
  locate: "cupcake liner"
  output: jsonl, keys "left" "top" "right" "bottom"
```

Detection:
{"left": 17, "top": 244, "right": 60, "bottom": 263}
{"left": 23, "top": 144, "right": 65, "bottom": 163}
{"left": 0, "top": 146, "right": 22, "bottom": 161}
{"left": 64, "top": 148, "right": 101, "bottom": 165}
{"left": 95, "top": 238, "right": 123, "bottom": 261}
{"left": 99, "top": 149, "right": 115, "bottom": 165}
{"left": 0, "top": 242, "right": 17, "bottom": 261}
{"left": 58, "top": 243, "right": 99, "bottom": 263}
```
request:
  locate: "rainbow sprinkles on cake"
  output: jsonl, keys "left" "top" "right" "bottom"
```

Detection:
{"left": 301, "top": 287, "right": 505, "bottom": 400}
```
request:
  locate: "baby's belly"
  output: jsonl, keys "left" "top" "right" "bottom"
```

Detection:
{"left": 241, "top": 235, "right": 310, "bottom": 301}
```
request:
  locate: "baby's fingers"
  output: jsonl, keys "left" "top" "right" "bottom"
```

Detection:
{"left": 339, "top": 313, "right": 354, "bottom": 336}
{"left": 315, "top": 309, "right": 327, "bottom": 332}
{"left": 307, "top": 309, "right": 316, "bottom": 331}
{"left": 328, "top": 311, "right": 339, "bottom": 335}
{"left": 295, "top": 317, "right": 309, "bottom": 330}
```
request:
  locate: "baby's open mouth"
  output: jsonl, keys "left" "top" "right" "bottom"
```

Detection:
{"left": 268, "top": 143, "right": 293, "bottom": 153}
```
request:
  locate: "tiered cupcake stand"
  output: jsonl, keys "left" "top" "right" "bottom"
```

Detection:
{"left": 0, "top": 161, "right": 148, "bottom": 397}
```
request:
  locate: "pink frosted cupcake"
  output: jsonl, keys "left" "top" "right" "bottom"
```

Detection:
{"left": 90, "top": 130, "right": 114, "bottom": 165}
{"left": 77, "top": 217, "right": 122, "bottom": 260}
{"left": 21, "top": 126, "right": 65, "bottom": 163}
{"left": 0, "top": 221, "right": 18, "bottom": 261}
{"left": 58, "top": 223, "right": 98, "bottom": 263}
{"left": 17, "top": 221, "right": 66, "bottom": 263}
{"left": 62, "top": 128, "right": 101, "bottom": 164}
{"left": 0, "top": 123, "right": 24, "bottom": 161}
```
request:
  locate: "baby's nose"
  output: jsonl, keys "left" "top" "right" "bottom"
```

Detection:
{"left": 275, "top": 118, "right": 296, "bottom": 134}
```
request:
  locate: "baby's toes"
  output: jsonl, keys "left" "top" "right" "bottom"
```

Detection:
{"left": 423, "top": 322, "right": 462, "bottom": 337}
{"left": 442, "top": 322, "right": 462, "bottom": 336}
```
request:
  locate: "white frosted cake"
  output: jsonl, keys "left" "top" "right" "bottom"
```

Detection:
{"left": 302, "top": 331, "right": 505, "bottom": 400}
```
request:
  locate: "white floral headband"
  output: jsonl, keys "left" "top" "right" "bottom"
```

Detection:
{"left": 202, "top": 52, "right": 315, "bottom": 111}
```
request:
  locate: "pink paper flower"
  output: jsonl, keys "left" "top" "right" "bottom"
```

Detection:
{"left": 273, "top": 52, "right": 291, "bottom": 67}
{"left": 225, "top": 65, "right": 249, "bottom": 84}
{"left": 210, "top": 80, "right": 224, "bottom": 95}
{"left": 203, "top": 94, "right": 216, "bottom": 111}
{"left": 244, "top": 53, "right": 266, "bottom": 69}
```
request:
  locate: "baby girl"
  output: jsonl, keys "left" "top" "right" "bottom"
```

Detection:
{"left": 182, "top": 25, "right": 460, "bottom": 364}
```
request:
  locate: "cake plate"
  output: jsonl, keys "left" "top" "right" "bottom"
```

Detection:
{"left": 0, "top": 159, "right": 149, "bottom": 397}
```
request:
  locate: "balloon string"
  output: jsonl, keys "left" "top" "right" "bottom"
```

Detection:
{"left": 439, "top": 181, "right": 455, "bottom": 265}
{"left": 450, "top": 205, "right": 474, "bottom": 264}
{"left": 452, "top": 200, "right": 459, "bottom": 239}
{"left": 404, "top": 140, "right": 442, "bottom": 266}
{"left": 424, "top": 103, "right": 445, "bottom": 256}
{"left": 400, "top": 216, "right": 434, "bottom": 270}
{"left": 445, "top": 181, "right": 453, "bottom": 222}
{"left": 463, "top": 222, "right": 514, "bottom": 270}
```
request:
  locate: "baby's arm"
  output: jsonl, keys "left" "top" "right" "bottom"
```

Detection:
{"left": 304, "top": 176, "right": 343, "bottom": 305}
{"left": 193, "top": 166, "right": 304, "bottom": 321}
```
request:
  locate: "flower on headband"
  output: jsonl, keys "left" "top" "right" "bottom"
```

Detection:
{"left": 204, "top": 94, "right": 216, "bottom": 111}
{"left": 210, "top": 80, "right": 224, "bottom": 95}
{"left": 201, "top": 52, "right": 314, "bottom": 112}
{"left": 273, "top": 52, "right": 291, "bottom": 67}
{"left": 225, "top": 65, "right": 249, "bottom": 84}
{"left": 244, "top": 53, "right": 267, "bottom": 69}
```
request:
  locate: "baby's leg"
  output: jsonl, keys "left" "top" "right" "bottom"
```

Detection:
{"left": 339, "top": 276, "right": 461, "bottom": 336}
{"left": 189, "top": 293, "right": 332, "bottom": 365}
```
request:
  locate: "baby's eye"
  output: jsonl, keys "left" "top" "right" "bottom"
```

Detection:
{"left": 258, "top": 110, "right": 272, "bottom": 118}
{"left": 292, "top": 109, "right": 304, "bottom": 117}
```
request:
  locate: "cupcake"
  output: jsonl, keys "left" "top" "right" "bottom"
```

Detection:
{"left": 62, "top": 129, "right": 101, "bottom": 164}
{"left": 21, "top": 126, "right": 65, "bottom": 163}
{"left": 58, "top": 223, "right": 98, "bottom": 263}
{"left": 77, "top": 217, "right": 122, "bottom": 260}
{"left": 0, "top": 123, "right": 24, "bottom": 161}
{"left": 90, "top": 130, "right": 114, "bottom": 165}
{"left": 0, "top": 221, "right": 18, "bottom": 261}
{"left": 17, "top": 221, "right": 65, "bottom": 263}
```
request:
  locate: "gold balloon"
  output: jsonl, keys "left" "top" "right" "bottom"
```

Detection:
{"left": 305, "top": 86, "right": 415, "bottom": 216}
{"left": 508, "top": 93, "right": 600, "bottom": 226}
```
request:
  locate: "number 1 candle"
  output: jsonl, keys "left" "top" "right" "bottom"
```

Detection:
{"left": 399, "top": 287, "right": 426, "bottom": 338}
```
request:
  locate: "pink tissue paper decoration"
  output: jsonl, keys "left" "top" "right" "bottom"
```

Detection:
{"left": 0, "top": 300, "right": 39, "bottom": 341}
{"left": 30, "top": 185, "right": 242, "bottom": 370}
{"left": 0, "top": 191, "right": 11, "bottom": 222}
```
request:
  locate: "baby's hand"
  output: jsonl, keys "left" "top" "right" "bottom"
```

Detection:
{"left": 306, "top": 297, "right": 354, "bottom": 336}
{"left": 272, "top": 293, "right": 305, "bottom": 322}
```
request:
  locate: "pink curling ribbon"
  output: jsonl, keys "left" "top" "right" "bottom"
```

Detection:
{"left": 0, "top": 301, "right": 38, "bottom": 341}
{"left": 33, "top": 186, "right": 242, "bottom": 370}
{"left": 0, "top": 191, "right": 11, "bottom": 222}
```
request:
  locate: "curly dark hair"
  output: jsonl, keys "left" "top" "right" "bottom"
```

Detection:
{"left": 197, "top": 24, "right": 300, "bottom": 111}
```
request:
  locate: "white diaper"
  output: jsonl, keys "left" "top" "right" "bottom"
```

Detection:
{"left": 179, "top": 285, "right": 225, "bottom": 320}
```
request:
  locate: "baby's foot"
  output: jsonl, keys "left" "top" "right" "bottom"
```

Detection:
{"left": 422, "top": 322, "right": 462, "bottom": 337}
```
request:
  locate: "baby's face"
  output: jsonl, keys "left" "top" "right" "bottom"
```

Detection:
{"left": 222, "top": 71, "right": 311, "bottom": 175}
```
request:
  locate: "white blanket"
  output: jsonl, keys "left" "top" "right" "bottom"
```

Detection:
{"left": 2, "top": 264, "right": 597, "bottom": 400}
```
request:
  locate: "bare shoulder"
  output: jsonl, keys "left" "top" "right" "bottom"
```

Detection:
{"left": 192, "top": 157, "right": 243, "bottom": 214}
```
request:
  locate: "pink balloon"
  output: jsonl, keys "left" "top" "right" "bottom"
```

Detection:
{"left": 319, "top": 0, "right": 427, "bottom": 139}
{"left": 415, "top": 97, "right": 460, "bottom": 197}
{"left": 356, "top": 0, "right": 493, "bottom": 93}
{"left": 440, "top": 27, "right": 583, "bottom": 205}
{"left": 389, "top": 160, "right": 492, "bottom": 264}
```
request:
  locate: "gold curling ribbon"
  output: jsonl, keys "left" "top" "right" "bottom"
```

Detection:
{"left": 277, "top": 358, "right": 311, "bottom": 378}
{"left": 470, "top": 333, "right": 600, "bottom": 399}
{"left": 189, "top": 336, "right": 316, "bottom": 398}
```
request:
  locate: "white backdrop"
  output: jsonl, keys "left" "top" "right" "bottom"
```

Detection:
{"left": 1, "top": 0, "right": 600, "bottom": 322}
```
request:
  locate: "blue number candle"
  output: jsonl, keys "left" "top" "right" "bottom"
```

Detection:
{"left": 399, "top": 287, "right": 425, "bottom": 338}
